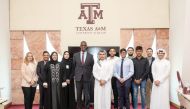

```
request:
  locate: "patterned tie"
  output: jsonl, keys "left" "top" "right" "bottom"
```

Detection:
{"left": 120, "top": 59, "right": 124, "bottom": 78}
{"left": 81, "top": 52, "right": 84, "bottom": 64}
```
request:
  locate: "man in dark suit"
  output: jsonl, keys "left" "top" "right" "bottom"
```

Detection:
{"left": 36, "top": 51, "right": 50, "bottom": 109}
{"left": 72, "top": 41, "right": 94, "bottom": 109}
{"left": 146, "top": 48, "right": 155, "bottom": 109}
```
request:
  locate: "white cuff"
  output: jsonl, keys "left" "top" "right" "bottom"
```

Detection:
{"left": 62, "top": 82, "right": 67, "bottom": 87}
{"left": 43, "top": 83, "right": 48, "bottom": 87}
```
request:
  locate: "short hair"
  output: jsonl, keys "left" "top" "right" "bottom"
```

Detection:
{"left": 120, "top": 48, "right": 127, "bottom": 53}
{"left": 135, "top": 46, "right": 143, "bottom": 51}
{"left": 97, "top": 50, "right": 107, "bottom": 66}
{"left": 147, "top": 48, "right": 153, "bottom": 51}
{"left": 109, "top": 48, "right": 116, "bottom": 52}
{"left": 80, "top": 41, "right": 87, "bottom": 45}
{"left": 98, "top": 50, "right": 107, "bottom": 57}
{"left": 43, "top": 51, "right": 49, "bottom": 55}
{"left": 50, "top": 51, "right": 58, "bottom": 61}
{"left": 127, "top": 47, "right": 134, "bottom": 51}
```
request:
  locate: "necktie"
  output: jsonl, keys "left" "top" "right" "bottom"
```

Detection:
{"left": 81, "top": 52, "right": 84, "bottom": 64}
{"left": 120, "top": 59, "right": 124, "bottom": 78}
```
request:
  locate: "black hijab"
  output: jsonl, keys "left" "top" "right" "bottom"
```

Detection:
{"left": 50, "top": 51, "right": 58, "bottom": 64}
{"left": 61, "top": 51, "right": 71, "bottom": 62}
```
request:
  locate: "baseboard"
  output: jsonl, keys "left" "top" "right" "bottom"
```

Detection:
{"left": 170, "top": 101, "right": 180, "bottom": 109}
{"left": 0, "top": 101, "right": 12, "bottom": 109}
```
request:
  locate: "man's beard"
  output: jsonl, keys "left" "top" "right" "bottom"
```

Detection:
{"left": 110, "top": 55, "right": 115, "bottom": 57}
{"left": 128, "top": 54, "right": 133, "bottom": 56}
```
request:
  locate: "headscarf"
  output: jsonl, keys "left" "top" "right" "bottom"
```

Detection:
{"left": 61, "top": 51, "right": 71, "bottom": 62}
{"left": 50, "top": 51, "right": 58, "bottom": 64}
{"left": 156, "top": 48, "right": 167, "bottom": 60}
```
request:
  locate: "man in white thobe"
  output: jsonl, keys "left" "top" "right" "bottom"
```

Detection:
{"left": 150, "top": 49, "right": 170, "bottom": 109}
{"left": 93, "top": 50, "right": 113, "bottom": 109}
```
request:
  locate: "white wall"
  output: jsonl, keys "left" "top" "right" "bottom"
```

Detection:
{"left": 181, "top": 0, "right": 190, "bottom": 84}
{"left": 0, "top": 0, "right": 11, "bottom": 100}
{"left": 170, "top": 0, "right": 190, "bottom": 105}
{"left": 10, "top": 0, "right": 169, "bottom": 29}
{"left": 10, "top": 0, "right": 169, "bottom": 50}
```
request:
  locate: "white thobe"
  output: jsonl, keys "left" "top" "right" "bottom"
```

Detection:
{"left": 93, "top": 60, "right": 113, "bottom": 109}
{"left": 150, "top": 59, "right": 170, "bottom": 109}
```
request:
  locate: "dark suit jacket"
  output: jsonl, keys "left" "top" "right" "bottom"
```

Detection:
{"left": 36, "top": 61, "right": 46, "bottom": 85}
{"left": 147, "top": 57, "right": 155, "bottom": 82}
{"left": 72, "top": 52, "right": 94, "bottom": 82}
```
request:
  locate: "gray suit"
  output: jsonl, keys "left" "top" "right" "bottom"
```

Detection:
{"left": 73, "top": 52, "right": 94, "bottom": 109}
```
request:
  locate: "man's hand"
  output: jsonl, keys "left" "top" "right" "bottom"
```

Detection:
{"left": 154, "top": 80, "right": 160, "bottom": 86}
{"left": 66, "top": 79, "right": 70, "bottom": 84}
{"left": 119, "top": 78, "right": 125, "bottom": 83}
{"left": 99, "top": 80, "right": 106, "bottom": 86}
{"left": 62, "top": 82, "right": 67, "bottom": 87}
{"left": 43, "top": 82, "right": 48, "bottom": 88}
{"left": 134, "top": 79, "right": 142, "bottom": 84}
{"left": 30, "top": 80, "right": 35, "bottom": 86}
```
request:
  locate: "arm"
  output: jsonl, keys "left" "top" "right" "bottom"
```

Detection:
{"left": 43, "top": 63, "right": 48, "bottom": 83}
{"left": 104, "top": 63, "right": 114, "bottom": 82}
{"left": 124, "top": 60, "right": 134, "bottom": 81}
{"left": 70, "top": 55, "right": 76, "bottom": 79}
{"left": 141, "top": 59, "right": 150, "bottom": 80}
{"left": 90, "top": 55, "right": 94, "bottom": 73}
{"left": 158, "top": 61, "right": 170, "bottom": 83}
{"left": 149, "top": 66, "right": 154, "bottom": 83}
{"left": 91, "top": 56, "right": 94, "bottom": 67}
{"left": 92, "top": 64, "right": 101, "bottom": 81}
{"left": 113, "top": 62, "right": 120, "bottom": 80}
{"left": 61, "top": 63, "right": 67, "bottom": 82}
{"left": 21, "top": 63, "right": 31, "bottom": 83}
{"left": 36, "top": 62, "right": 43, "bottom": 81}
{"left": 33, "top": 67, "right": 38, "bottom": 82}
{"left": 150, "top": 58, "right": 155, "bottom": 82}
{"left": 33, "top": 64, "right": 38, "bottom": 82}
{"left": 151, "top": 61, "right": 157, "bottom": 81}
{"left": 69, "top": 61, "right": 73, "bottom": 80}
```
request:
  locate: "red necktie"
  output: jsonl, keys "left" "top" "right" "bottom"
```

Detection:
{"left": 82, "top": 52, "right": 84, "bottom": 64}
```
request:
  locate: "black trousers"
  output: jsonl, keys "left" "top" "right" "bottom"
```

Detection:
{"left": 117, "top": 79, "right": 131, "bottom": 109}
{"left": 112, "top": 77, "right": 118, "bottom": 108}
{"left": 76, "top": 80, "right": 91, "bottom": 109}
{"left": 90, "top": 77, "right": 95, "bottom": 103}
{"left": 130, "top": 84, "right": 134, "bottom": 107}
{"left": 39, "top": 84, "right": 45, "bottom": 109}
{"left": 22, "top": 87, "right": 36, "bottom": 109}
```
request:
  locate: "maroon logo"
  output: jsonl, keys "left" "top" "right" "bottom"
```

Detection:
{"left": 78, "top": 3, "right": 103, "bottom": 24}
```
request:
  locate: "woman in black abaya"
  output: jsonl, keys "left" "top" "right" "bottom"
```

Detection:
{"left": 43, "top": 51, "right": 66, "bottom": 109}
{"left": 61, "top": 51, "right": 76, "bottom": 109}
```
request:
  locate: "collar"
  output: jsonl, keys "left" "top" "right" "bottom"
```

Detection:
{"left": 135, "top": 56, "right": 144, "bottom": 60}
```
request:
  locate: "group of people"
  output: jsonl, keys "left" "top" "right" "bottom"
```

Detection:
{"left": 21, "top": 41, "right": 170, "bottom": 109}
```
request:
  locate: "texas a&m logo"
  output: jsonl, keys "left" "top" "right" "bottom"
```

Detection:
{"left": 78, "top": 3, "right": 103, "bottom": 24}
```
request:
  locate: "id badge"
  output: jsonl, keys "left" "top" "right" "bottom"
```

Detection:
{"left": 66, "top": 65, "right": 69, "bottom": 69}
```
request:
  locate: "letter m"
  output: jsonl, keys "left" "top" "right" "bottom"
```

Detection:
{"left": 94, "top": 10, "right": 103, "bottom": 19}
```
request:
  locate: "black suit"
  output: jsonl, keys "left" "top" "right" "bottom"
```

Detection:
{"left": 147, "top": 57, "right": 155, "bottom": 82}
{"left": 36, "top": 61, "right": 47, "bottom": 109}
{"left": 72, "top": 52, "right": 94, "bottom": 109}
